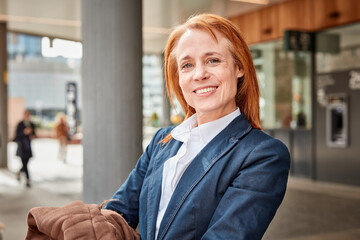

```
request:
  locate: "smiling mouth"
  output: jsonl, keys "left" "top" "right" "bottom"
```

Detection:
{"left": 194, "top": 87, "right": 218, "bottom": 94}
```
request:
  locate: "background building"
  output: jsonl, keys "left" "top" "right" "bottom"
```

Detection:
{"left": 1, "top": 1, "right": 360, "bottom": 239}
{"left": 230, "top": 0, "right": 360, "bottom": 186}
{"left": 0, "top": 0, "right": 359, "bottom": 198}
{"left": 6, "top": 33, "right": 82, "bottom": 139}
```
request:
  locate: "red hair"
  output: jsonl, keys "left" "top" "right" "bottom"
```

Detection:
{"left": 162, "top": 13, "right": 261, "bottom": 143}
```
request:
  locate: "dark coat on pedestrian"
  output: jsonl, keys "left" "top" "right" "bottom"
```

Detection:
{"left": 14, "top": 120, "right": 36, "bottom": 159}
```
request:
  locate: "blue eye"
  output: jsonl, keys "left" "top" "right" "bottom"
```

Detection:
{"left": 182, "top": 63, "right": 193, "bottom": 69}
{"left": 208, "top": 58, "right": 220, "bottom": 64}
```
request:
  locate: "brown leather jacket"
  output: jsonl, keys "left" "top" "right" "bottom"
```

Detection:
{"left": 26, "top": 200, "right": 140, "bottom": 240}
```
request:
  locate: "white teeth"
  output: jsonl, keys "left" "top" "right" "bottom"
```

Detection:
{"left": 195, "top": 87, "right": 216, "bottom": 94}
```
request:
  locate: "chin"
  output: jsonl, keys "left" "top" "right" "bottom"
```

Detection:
{"left": 195, "top": 107, "right": 223, "bottom": 115}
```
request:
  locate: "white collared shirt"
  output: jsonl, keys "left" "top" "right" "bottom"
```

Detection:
{"left": 155, "top": 108, "right": 240, "bottom": 237}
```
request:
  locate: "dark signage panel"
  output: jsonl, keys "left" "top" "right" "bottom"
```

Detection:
{"left": 284, "top": 30, "right": 314, "bottom": 52}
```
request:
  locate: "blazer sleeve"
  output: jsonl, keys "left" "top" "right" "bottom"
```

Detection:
{"left": 201, "top": 137, "right": 290, "bottom": 240}
{"left": 104, "top": 128, "right": 164, "bottom": 229}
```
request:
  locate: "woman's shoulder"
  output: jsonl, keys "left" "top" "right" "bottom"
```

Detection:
{"left": 152, "top": 125, "right": 176, "bottom": 140}
{"left": 143, "top": 126, "right": 177, "bottom": 154}
{"left": 234, "top": 128, "right": 291, "bottom": 171}
{"left": 246, "top": 128, "right": 290, "bottom": 153}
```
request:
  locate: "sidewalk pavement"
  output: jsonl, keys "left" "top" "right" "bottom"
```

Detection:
{"left": 0, "top": 139, "right": 82, "bottom": 240}
{"left": 264, "top": 178, "right": 360, "bottom": 240}
{"left": 1, "top": 138, "right": 360, "bottom": 240}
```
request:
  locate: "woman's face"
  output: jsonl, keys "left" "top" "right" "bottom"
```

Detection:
{"left": 175, "top": 28, "right": 244, "bottom": 125}
{"left": 24, "top": 111, "right": 30, "bottom": 121}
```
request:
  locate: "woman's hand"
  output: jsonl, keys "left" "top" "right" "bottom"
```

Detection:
{"left": 23, "top": 127, "right": 32, "bottom": 135}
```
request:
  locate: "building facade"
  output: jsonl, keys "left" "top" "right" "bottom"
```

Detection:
{"left": 231, "top": 0, "right": 360, "bottom": 186}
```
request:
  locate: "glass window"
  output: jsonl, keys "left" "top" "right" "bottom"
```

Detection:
{"left": 142, "top": 54, "right": 184, "bottom": 148}
{"left": 316, "top": 23, "right": 360, "bottom": 74}
{"left": 7, "top": 32, "right": 82, "bottom": 137}
{"left": 250, "top": 40, "right": 312, "bottom": 129}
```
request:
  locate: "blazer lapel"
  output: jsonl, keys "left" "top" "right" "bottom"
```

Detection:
{"left": 156, "top": 114, "right": 252, "bottom": 240}
{"left": 146, "top": 139, "right": 182, "bottom": 240}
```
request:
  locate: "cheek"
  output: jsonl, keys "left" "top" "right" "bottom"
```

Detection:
{"left": 179, "top": 76, "right": 190, "bottom": 95}
{"left": 231, "top": 80, "right": 238, "bottom": 96}
{"left": 223, "top": 77, "right": 238, "bottom": 97}
{"left": 178, "top": 76, "right": 184, "bottom": 89}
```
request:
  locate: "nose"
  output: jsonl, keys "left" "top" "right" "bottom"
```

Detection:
{"left": 193, "top": 64, "right": 209, "bottom": 81}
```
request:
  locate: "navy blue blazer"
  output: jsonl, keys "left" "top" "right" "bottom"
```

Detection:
{"left": 106, "top": 114, "right": 290, "bottom": 240}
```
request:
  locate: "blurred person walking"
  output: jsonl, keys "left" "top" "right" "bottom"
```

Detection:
{"left": 14, "top": 110, "right": 36, "bottom": 188}
{"left": 55, "top": 113, "right": 69, "bottom": 163}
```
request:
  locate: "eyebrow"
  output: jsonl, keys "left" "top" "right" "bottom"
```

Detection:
{"left": 179, "top": 55, "right": 191, "bottom": 62}
{"left": 179, "top": 52, "right": 221, "bottom": 62}
{"left": 204, "top": 52, "right": 220, "bottom": 57}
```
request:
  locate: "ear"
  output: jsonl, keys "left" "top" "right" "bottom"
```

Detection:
{"left": 236, "top": 67, "right": 244, "bottom": 79}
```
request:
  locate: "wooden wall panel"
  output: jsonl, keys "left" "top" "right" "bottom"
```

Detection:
{"left": 278, "top": 0, "right": 312, "bottom": 32}
{"left": 232, "top": 11, "right": 261, "bottom": 44}
{"left": 230, "top": 0, "right": 360, "bottom": 44}
{"left": 259, "top": 5, "right": 280, "bottom": 41}
{"left": 312, "top": 0, "right": 360, "bottom": 29}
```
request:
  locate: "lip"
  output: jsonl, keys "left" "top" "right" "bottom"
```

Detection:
{"left": 193, "top": 85, "right": 218, "bottom": 94}
{"left": 193, "top": 85, "right": 219, "bottom": 97}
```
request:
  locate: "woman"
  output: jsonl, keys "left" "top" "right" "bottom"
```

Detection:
{"left": 105, "top": 13, "right": 290, "bottom": 240}
{"left": 55, "top": 113, "right": 69, "bottom": 163}
{"left": 14, "top": 110, "right": 36, "bottom": 187}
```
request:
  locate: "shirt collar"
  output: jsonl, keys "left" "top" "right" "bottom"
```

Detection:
{"left": 171, "top": 108, "right": 241, "bottom": 143}
{"left": 171, "top": 114, "right": 197, "bottom": 142}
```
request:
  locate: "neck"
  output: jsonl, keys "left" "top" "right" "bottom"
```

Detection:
{"left": 196, "top": 107, "right": 237, "bottom": 125}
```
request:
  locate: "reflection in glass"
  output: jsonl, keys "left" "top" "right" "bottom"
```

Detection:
{"left": 250, "top": 41, "right": 312, "bottom": 129}
{"left": 316, "top": 23, "right": 360, "bottom": 74}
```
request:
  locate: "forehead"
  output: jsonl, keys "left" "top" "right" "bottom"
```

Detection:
{"left": 175, "top": 28, "right": 229, "bottom": 58}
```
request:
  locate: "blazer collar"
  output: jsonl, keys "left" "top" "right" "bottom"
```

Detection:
{"left": 171, "top": 108, "right": 241, "bottom": 144}
{"left": 152, "top": 114, "right": 252, "bottom": 240}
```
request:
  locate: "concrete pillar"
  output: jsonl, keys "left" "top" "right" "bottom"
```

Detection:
{"left": 82, "top": 0, "right": 143, "bottom": 203}
{"left": 0, "top": 22, "right": 8, "bottom": 168}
